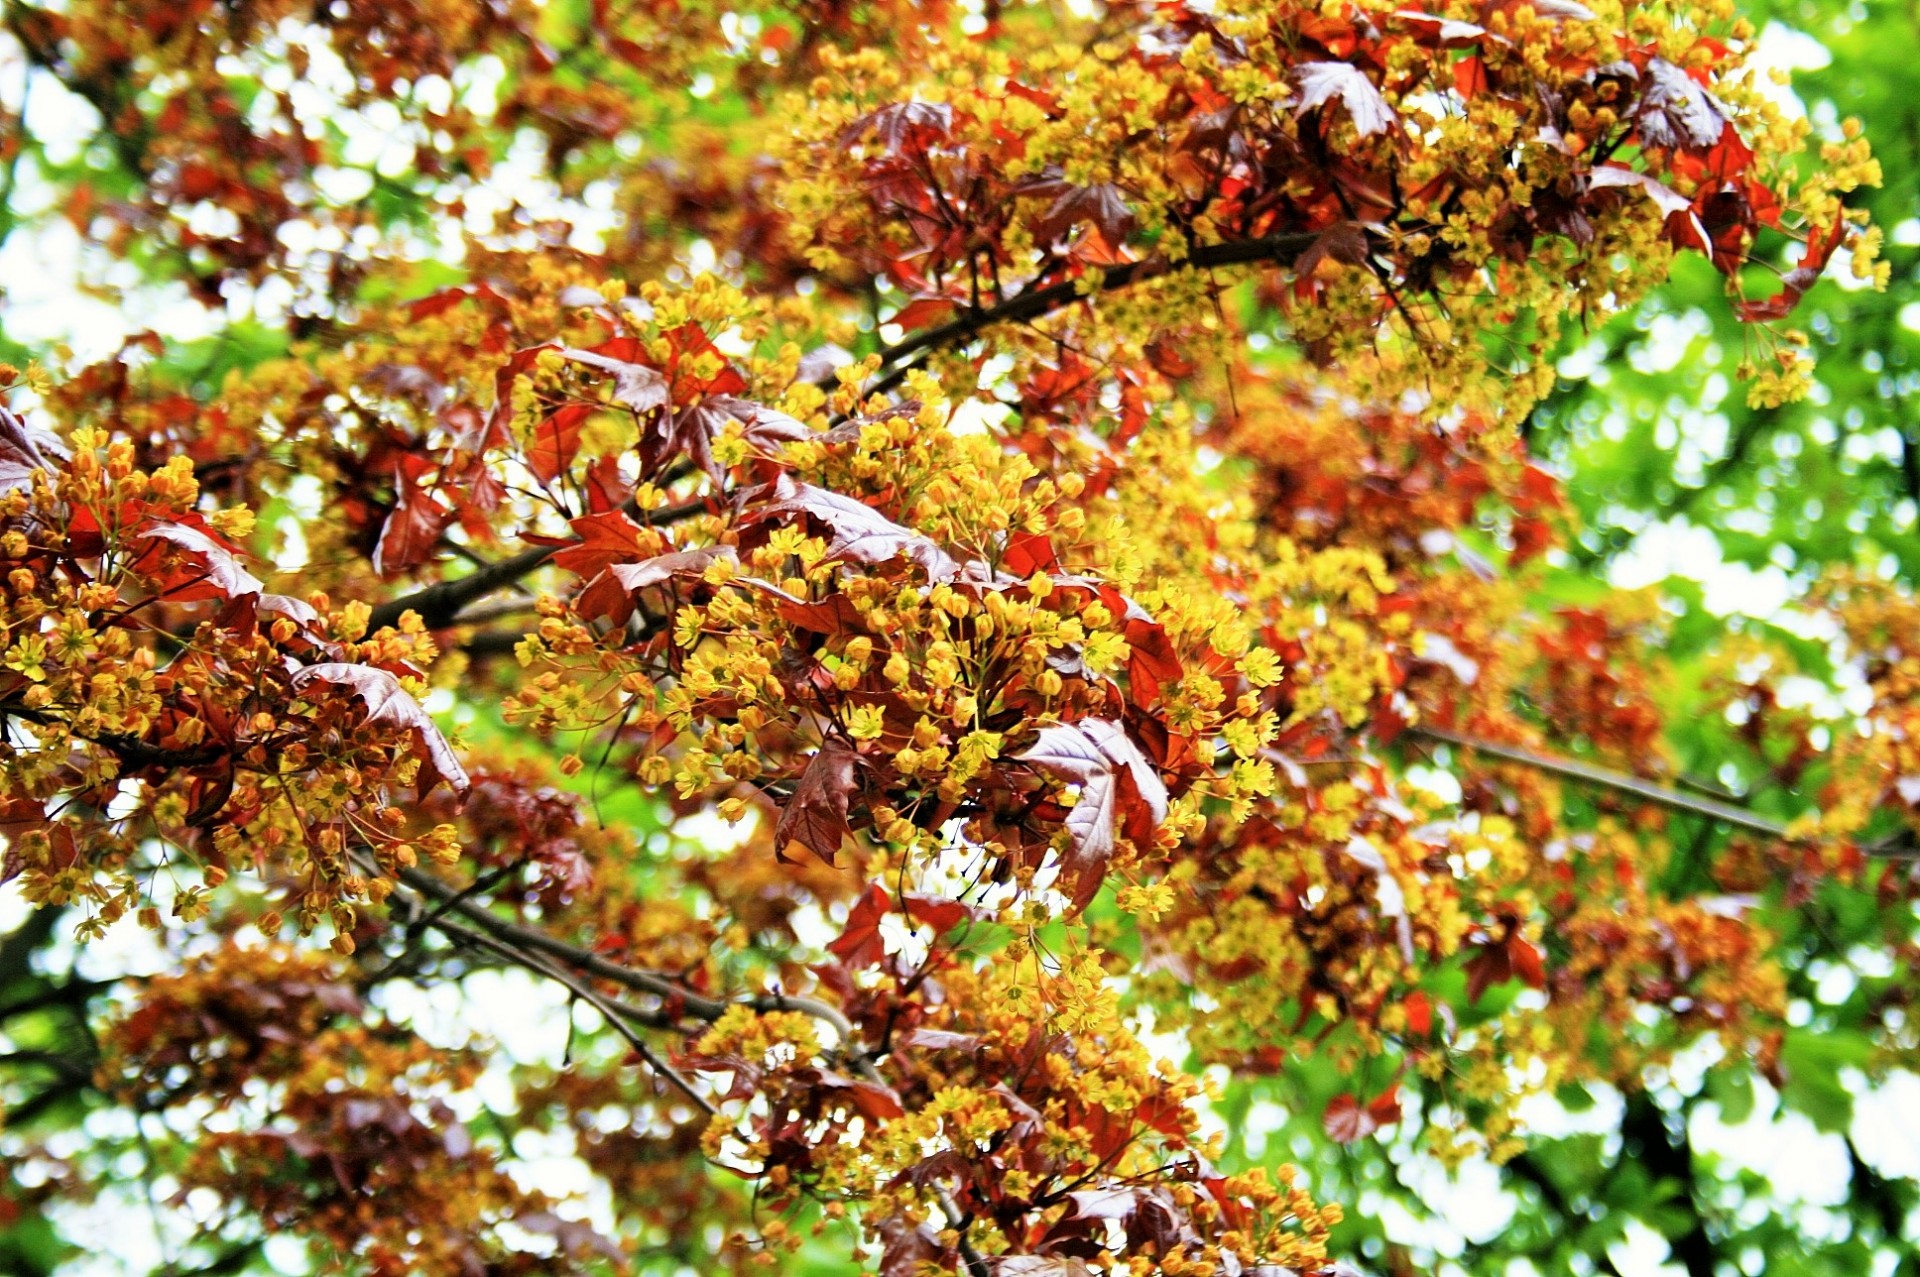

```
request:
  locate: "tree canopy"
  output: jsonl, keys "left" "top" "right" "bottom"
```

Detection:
{"left": 0, "top": 0, "right": 1916, "bottom": 1274}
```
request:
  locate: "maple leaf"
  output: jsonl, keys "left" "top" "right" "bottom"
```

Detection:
{"left": 1322, "top": 1092, "right": 1378, "bottom": 1143}
{"left": 902, "top": 891, "right": 979, "bottom": 932}
{"left": 827, "top": 883, "right": 892, "bottom": 968}
{"left": 1403, "top": 990, "right": 1434, "bottom": 1036}
{"left": 1453, "top": 54, "right": 1491, "bottom": 99}
{"left": 514, "top": 1212, "right": 625, "bottom": 1263}
{"left": 993, "top": 1258, "right": 1095, "bottom": 1275}
{"left": 888, "top": 295, "right": 958, "bottom": 331}
{"left": 371, "top": 468, "right": 454, "bottom": 579}
{"left": 609, "top": 545, "right": 738, "bottom": 592}
{"left": 1509, "top": 934, "right": 1547, "bottom": 988}
{"left": 665, "top": 396, "right": 811, "bottom": 481}
{"left": 1002, "top": 530, "right": 1062, "bottom": 577}
{"left": 1587, "top": 165, "right": 1710, "bottom": 256}
{"left": 1464, "top": 926, "right": 1547, "bottom": 1002}
{"left": 1016, "top": 719, "right": 1168, "bottom": 910}
{"left": 795, "top": 343, "right": 854, "bottom": 383}
{"left": 895, "top": 1027, "right": 982, "bottom": 1051}
{"left": 136, "top": 523, "right": 264, "bottom": 599}
{"left": 842, "top": 100, "right": 954, "bottom": 151}
{"left": 1293, "top": 63, "right": 1396, "bottom": 137}
{"left": 879, "top": 1217, "right": 944, "bottom": 1277}
{"left": 1635, "top": 58, "right": 1729, "bottom": 151}
{"left": 1292, "top": 221, "right": 1372, "bottom": 278}
{"left": 549, "top": 509, "right": 667, "bottom": 579}
{"left": 1032, "top": 182, "right": 1137, "bottom": 246}
{"left": 744, "top": 480, "right": 960, "bottom": 580}
{"left": 1737, "top": 219, "right": 1848, "bottom": 322}
{"left": 558, "top": 346, "right": 670, "bottom": 414}
{"left": 1510, "top": 0, "right": 1595, "bottom": 17}
{"left": 290, "top": 663, "right": 470, "bottom": 798}
{"left": 524, "top": 402, "right": 592, "bottom": 485}
{"left": 0, "top": 405, "right": 65, "bottom": 493}
{"left": 1065, "top": 1187, "right": 1143, "bottom": 1220}
{"left": 1392, "top": 9, "right": 1492, "bottom": 45}
{"left": 775, "top": 735, "right": 858, "bottom": 863}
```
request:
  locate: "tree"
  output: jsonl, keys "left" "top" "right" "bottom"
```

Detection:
{"left": 0, "top": 0, "right": 1914, "bottom": 1273}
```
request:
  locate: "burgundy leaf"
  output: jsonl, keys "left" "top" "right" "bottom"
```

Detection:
{"left": 290, "top": 663, "right": 470, "bottom": 798}
{"left": 1034, "top": 182, "right": 1137, "bottom": 245}
{"left": 827, "top": 882, "right": 891, "bottom": 967}
{"left": 1292, "top": 221, "right": 1372, "bottom": 278}
{"left": 514, "top": 1211, "right": 626, "bottom": 1262}
{"left": 1636, "top": 58, "right": 1728, "bottom": 150}
{"left": 1464, "top": 939, "right": 1513, "bottom": 1004}
{"left": 1016, "top": 719, "right": 1168, "bottom": 910}
{"left": 1587, "top": 165, "right": 1710, "bottom": 253}
{"left": 260, "top": 593, "right": 323, "bottom": 629}
{"left": 549, "top": 509, "right": 668, "bottom": 580}
{"left": 663, "top": 396, "right": 812, "bottom": 480}
{"left": 1294, "top": 63, "right": 1396, "bottom": 137}
{"left": 1066, "top": 1187, "right": 1143, "bottom": 1220}
{"left": 138, "top": 523, "right": 264, "bottom": 598}
{"left": 1322, "top": 1092, "right": 1378, "bottom": 1143}
{"left": 1737, "top": 220, "right": 1847, "bottom": 322}
{"left": 0, "top": 405, "right": 64, "bottom": 493}
{"left": 843, "top": 100, "right": 954, "bottom": 151}
{"left": 745, "top": 480, "right": 960, "bottom": 580}
{"left": 1124, "top": 1187, "right": 1194, "bottom": 1254}
{"left": 804, "top": 1067, "right": 907, "bottom": 1120}
{"left": 558, "top": 346, "right": 670, "bottom": 414}
{"left": 796, "top": 343, "right": 854, "bottom": 383}
{"left": 902, "top": 891, "right": 980, "bottom": 932}
{"left": 1392, "top": 9, "right": 1492, "bottom": 44}
{"left": 371, "top": 470, "right": 454, "bottom": 580}
{"left": 776, "top": 736, "right": 858, "bottom": 863}
{"left": 609, "top": 545, "right": 739, "bottom": 592}
{"left": 527, "top": 402, "right": 591, "bottom": 484}
{"left": 365, "top": 363, "right": 447, "bottom": 411}
{"left": 896, "top": 1027, "right": 983, "bottom": 1051}
{"left": 879, "top": 1216, "right": 945, "bottom": 1277}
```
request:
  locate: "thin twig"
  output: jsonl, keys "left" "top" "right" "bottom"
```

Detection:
{"left": 390, "top": 867, "right": 866, "bottom": 1039}
{"left": 431, "top": 912, "right": 716, "bottom": 1115}
{"left": 840, "top": 229, "right": 1325, "bottom": 397}
{"left": 934, "top": 1188, "right": 991, "bottom": 1277}
{"left": 1409, "top": 724, "right": 1918, "bottom": 858}
{"left": 367, "top": 495, "right": 710, "bottom": 632}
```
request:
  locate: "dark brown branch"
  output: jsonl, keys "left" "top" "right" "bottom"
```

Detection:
{"left": 368, "top": 544, "right": 559, "bottom": 633}
{"left": 1499, "top": 1152, "right": 1626, "bottom": 1277}
{"left": 429, "top": 911, "right": 717, "bottom": 1115}
{"left": 367, "top": 496, "right": 709, "bottom": 632}
{"left": 389, "top": 866, "right": 863, "bottom": 1042}
{"left": 0, "top": 703, "right": 224, "bottom": 769}
{"left": 848, "top": 230, "right": 1326, "bottom": 398}
{"left": 1409, "top": 724, "right": 1919, "bottom": 859}
{"left": 1622, "top": 1093, "right": 1717, "bottom": 1277}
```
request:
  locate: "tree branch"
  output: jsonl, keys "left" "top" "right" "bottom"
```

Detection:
{"left": 389, "top": 866, "right": 864, "bottom": 1044}
{"left": 366, "top": 495, "right": 709, "bottom": 632}
{"left": 1408, "top": 724, "right": 1918, "bottom": 858}
{"left": 429, "top": 910, "right": 717, "bottom": 1115}
{"left": 1499, "top": 1151, "right": 1626, "bottom": 1277}
{"left": 847, "top": 230, "right": 1325, "bottom": 398}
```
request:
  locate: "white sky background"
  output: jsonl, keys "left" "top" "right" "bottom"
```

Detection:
{"left": 1, "top": 13, "right": 1919, "bottom": 1277}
